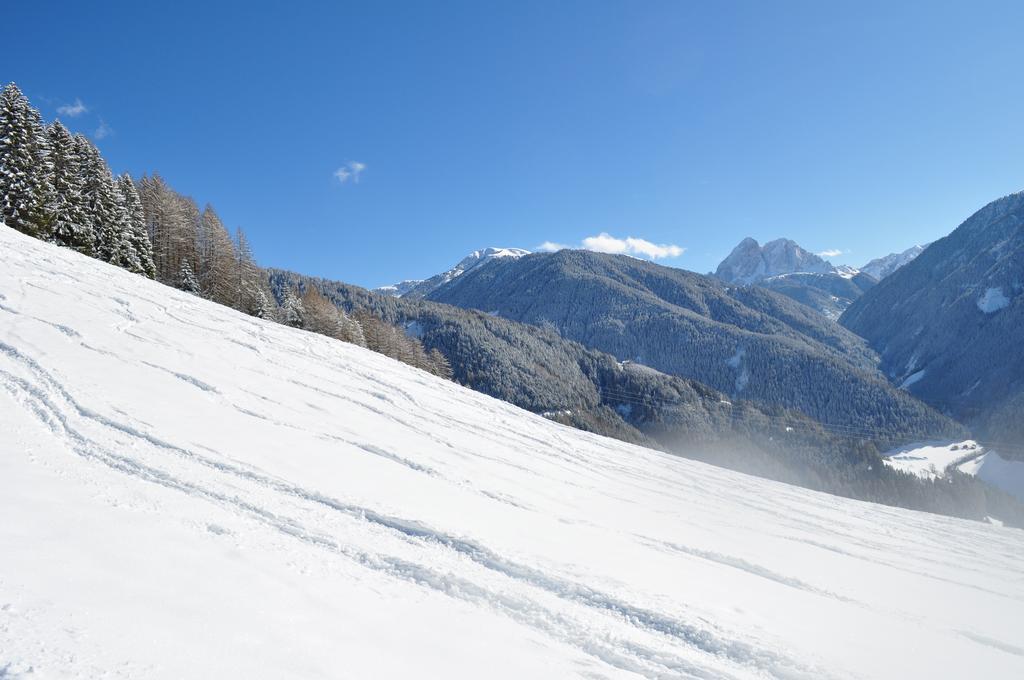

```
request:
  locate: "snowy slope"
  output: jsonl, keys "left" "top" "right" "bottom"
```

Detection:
{"left": 1, "top": 226, "right": 1023, "bottom": 680}
{"left": 959, "top": 451, "right": 1024, "bottom": 501}
{"left": 883, "top": 440, "right": 986, "bottom": 480}
{"left": 885, "top": 440, "right": 1024, "bottom": 502}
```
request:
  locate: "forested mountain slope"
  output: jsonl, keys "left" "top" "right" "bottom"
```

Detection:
{"left": 757, "top": 270, "right": 877, "bottom": 319}
{"left": 3, "top": 225, "right": 1024, "bottom": 680}
{"left": 842, "top": 190, "right": 1024, "bottom": 448}
{"left": 424, "top": 249, "right": 957, "bottom": 440}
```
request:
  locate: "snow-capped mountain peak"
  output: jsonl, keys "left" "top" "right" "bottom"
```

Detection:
{"left": 859, "top": 244, "right": 928, "bottom": 280}
{"left": 714, "top": 237, "right": 837, "bottom": 284}
{"left": 376, "top": 246, "right": 530, "bottom": 298}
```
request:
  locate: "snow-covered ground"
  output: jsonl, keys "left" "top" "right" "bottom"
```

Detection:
{"left": 883, "top": 440, "right": 1024, "bottom": 502}
{"left": 883, "top": 440, "right": 984, "bottom": 480}
{"left": 2, "top": 226, "right": 1023, "bottom": 680}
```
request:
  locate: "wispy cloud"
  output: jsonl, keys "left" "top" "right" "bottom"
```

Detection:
{"left": 334, "top": 161, "right": 366, "bottom": 184}
{"left": 537, "top": 233, "right": 685, "bottom": 260}
{"left": 817, "top": 248, "right": 844, "bottom": 258}
{"left": 57, "top": 98, "right": 88, "bottom": 117}
{"left": 93, "top": 120, "right": 112, "bottom": 140}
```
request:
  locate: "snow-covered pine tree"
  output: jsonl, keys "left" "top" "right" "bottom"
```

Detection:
{"left": 76, "top": 134, "right": 132, "bottom": 265}
{"left": 178, "top": 259, "right": 201, "bottom": 294}
{"left": 0, "top": 83, "right": 52, "bottom": 237}
{"left": 248, "top": 287, "right": 273, "bottom": 319}
{"left": 339, "top": 312, "right": 366, "bottom": 346}
{"left": 115, "top": 174, "right": 156, "bottom": 278}
{"left": 281, "top": 286, "right": 305, "bottom": 327}
{"left": 45, "top": 121, "right": 92, "bottom": 252}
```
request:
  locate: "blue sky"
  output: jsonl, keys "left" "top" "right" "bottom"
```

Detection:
{"left": 6, "top": 1, "right": 1024, "bottom": 287}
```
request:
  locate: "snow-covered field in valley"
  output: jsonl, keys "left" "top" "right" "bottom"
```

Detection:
{"left": 884, "top": 440, "right": 1024, "bottom": 502}
{"left": 2, "top": 225, "right": 1023, "bottom": 680}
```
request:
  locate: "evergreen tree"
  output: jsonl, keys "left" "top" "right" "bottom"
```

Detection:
{"left": 76, "top": 135, "right": 132, "bottom": 264}
{"left": 249, "top": 287, "right": 273, "bottom": 319}
{"left": 115, "top": 174, "right": 156, "bottom": 278}
{"left": 281, "top": 286, "right": 305, "bottom": 327}
{"left": 178, "top": 259, "right": 201, "bottom": 294}
{"left": 0, "top": 82, "right": 51, "bottom": 236}
{"left": 45, "top": 121, "right": 92, "bottom": 252}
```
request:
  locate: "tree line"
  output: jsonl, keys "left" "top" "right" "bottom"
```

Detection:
{"left": 0, "top": 81, "right": 449, "bottom": 379}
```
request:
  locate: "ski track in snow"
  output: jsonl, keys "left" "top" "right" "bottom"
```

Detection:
{"left": 1, "top": 226, "right": 1024, "bottom": 679}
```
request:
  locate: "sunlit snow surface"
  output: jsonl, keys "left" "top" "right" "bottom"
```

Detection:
{"left": 1, "top": 226, "right": 1023, "bottom": 679}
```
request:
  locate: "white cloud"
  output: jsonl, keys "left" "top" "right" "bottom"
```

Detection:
{"left": 582, "top": 233, "right": 684, "bottom": 259}
{"left": 334, "top": 161, "right": 366, "bottom": 184}
{"left": 817, "top": 248, "right": 844, "bottom": 258}
{"left": 537, "top": 233, "right": 685, "bottom": 260}
{"left": 93, "top": 120, "right": 112, "bottom": 140}
{"left": 57, "top": 98, "right": 88, "bottom": 117}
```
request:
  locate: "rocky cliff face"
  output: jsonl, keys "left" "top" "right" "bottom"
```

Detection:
{"left": 715, "top": 238, "right": 835, "bottom": 284}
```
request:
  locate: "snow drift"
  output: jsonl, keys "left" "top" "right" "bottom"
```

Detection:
{"left": 1, "top": 225, "right": 1023, "bottom": 679}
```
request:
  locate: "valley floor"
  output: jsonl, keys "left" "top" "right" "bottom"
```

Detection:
{"left": 2, "top": 226, "right": 1023, "bottom": 679}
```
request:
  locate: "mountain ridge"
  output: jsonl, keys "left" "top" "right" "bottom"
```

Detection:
{"left": 841, "top": 190, "right": 1024, "bottom": 449}
{"left": 424, "top": 248, "right": 959, "bottom": 441}
{"left": 376, "top": 247, "right": 529, "bottom": 299}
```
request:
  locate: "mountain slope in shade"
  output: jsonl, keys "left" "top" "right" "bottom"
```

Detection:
{"left": 376, "top": 247, "right": 529, "bottom": 298}
{"left": 860, "top": 243, "right": 928, "bottom": 280}
{"left": 758, "top": 271, "right": 877, "bottom": 319}
{"left": 3, "top": 227, "right": 1024, "bottom": 680}
{"left": 841, "top": 191, "right": 1024, "bottom": 448}
{"left": 426, "top": 249, "right": 960, "bottom": 441}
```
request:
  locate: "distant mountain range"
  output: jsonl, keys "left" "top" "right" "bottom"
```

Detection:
{"left": 365, "top": 196, "right": 1020, "bottom": 463}
{"left": 842, "top": 190, "right": 1024, "bottom": 451}
{"left": 713, "top": 237, "right": 926, "bottom": 317}
{"left": 421, "top": 248, "right": 955, "bottom": 443}
{"left": 382, "top": 238, "right": 926, "bottom": 320}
